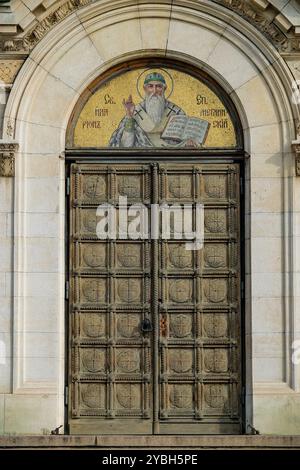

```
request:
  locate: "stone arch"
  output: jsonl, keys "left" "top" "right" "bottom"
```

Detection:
{"left": 3, "top": 0, "right": 300, "bottom": 434}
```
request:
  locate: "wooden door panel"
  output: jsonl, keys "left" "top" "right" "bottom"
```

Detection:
{"left": 68, "top": 162, "right": 242, "bottom": 434}
{"left": 157, "top": 164, "right": 241, "bottom": 434}
{"left": 68, "top": 164, "right": 152, "bottom": 434}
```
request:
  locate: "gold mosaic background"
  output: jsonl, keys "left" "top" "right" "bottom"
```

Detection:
{"left": 72, "top": 68, "right": 237, "bottom": 148}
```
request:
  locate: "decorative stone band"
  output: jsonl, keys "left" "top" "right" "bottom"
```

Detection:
{"left": 0, "top": 60, "right": 24, "bottom": 85}
{"left": 292, "top": 138, "right": 300, "bottom": 176}
{"left": 0, "top": 141, "right": 18, "bottom": 177}
{"left": 0, "top": 0, "right": 299, "bottom": 53}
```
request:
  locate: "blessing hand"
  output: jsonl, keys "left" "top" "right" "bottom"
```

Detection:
{"left": 123, "top": 95, "right": 135, "bottom": 117}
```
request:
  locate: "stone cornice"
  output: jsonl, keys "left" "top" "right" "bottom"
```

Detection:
{"left": 0, "top": 0, "right": 93, "bottom": 52}
{"left": 213, "top": 0, "right": 300, "bottom": 53}
{"left": 0, "top": 0, "right": 300, "bottom": 54}
{"left": 0, "top": 140, "right": 18, "bottom": 177}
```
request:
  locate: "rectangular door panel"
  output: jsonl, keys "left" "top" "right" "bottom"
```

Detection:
{"left": 157, "top": 164, "right": 241, "bottom": 434}
{"left": 68, "top": 164, "right": 153, "bottom": 434}
{"left": 67, "top": 162, "right": 242, "bottom": 435}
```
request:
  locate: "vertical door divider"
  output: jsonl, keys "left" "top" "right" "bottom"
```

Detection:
{"left": 151, "top": 162, "right": 159, "bottom": 434}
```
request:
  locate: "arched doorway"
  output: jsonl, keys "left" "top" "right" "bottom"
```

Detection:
{"left": 65, "top": 59, "right": 245, "bottom": 435}
{"left": 3, "top": 0, "right": 298, "bottom": 436}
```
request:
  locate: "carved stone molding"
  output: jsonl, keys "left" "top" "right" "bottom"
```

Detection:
{"left": 287, "top": 60, "right": 300, "bottom": 81}
{"left": 0, "top": 60, "right": 23, "bottom": 84}
{"left": 0, "top": 0, "right": 92, "bottom": 53}
{"left": 0, "top": 141, "right": 18, "bottom": 177}
{"left": 213, "top": 0, "right": 299, "bottom": 53}
{"left": 0, "top": 0, "right": 300, "bottom": 54}
{"left": 0, "top": 38, "right": 28, "bottom": 52}
{"left": 292, "top": 139, "right": 300, "bottom": 176}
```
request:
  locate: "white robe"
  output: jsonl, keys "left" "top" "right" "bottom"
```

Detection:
{"left": 109, "top": 100, "right": 185, "bottom": 148}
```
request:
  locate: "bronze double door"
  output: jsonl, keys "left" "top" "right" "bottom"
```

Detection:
{"left": 67, "top": 161, "right": 242, "bottom": 434}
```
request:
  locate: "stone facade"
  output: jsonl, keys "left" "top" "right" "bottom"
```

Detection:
{"left": 0, "top": 0, "right": 300, "bottom": 436}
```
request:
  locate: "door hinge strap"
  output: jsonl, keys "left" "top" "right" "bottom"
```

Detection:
{"left": 241, "top": 280, "right": 244, "bottom": 300}
{"left": 66, "top": 176, "right": 70, "bottom": 196}
{"left": 65, "top": 280, "right": 69, "bottom": 300}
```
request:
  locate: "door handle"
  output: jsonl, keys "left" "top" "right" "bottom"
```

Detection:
{"left": 141, "top": 318, "right": 153, "bottom": 332}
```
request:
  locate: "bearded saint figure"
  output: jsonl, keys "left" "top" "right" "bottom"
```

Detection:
{"left": 109, "top": 72, "right": 196, "bottom": 148}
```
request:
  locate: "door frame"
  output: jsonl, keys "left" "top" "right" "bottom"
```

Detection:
{"left": 64, "top": 151, "right": 247, "bottom": 434}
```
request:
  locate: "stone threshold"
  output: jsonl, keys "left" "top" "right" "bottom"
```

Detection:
{"left": 0, "top": 435, "right": 300, "bottom": 449}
